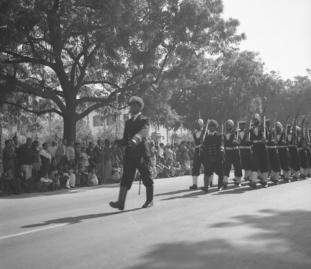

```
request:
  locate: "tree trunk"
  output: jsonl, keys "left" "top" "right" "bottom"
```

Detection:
{"left": 63, "top": 113, "right": 77, "bottom": 144}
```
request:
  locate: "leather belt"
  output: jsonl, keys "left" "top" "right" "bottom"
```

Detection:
{"left": 225, "top": 147, "right": 239, "bottom": 150}
{"left": 266, "top": 145, "right": 276, "bottom": 149}
{"left": 239, "top": 146, "right": 252, "bottom": 150}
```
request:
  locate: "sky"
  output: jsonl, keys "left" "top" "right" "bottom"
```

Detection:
{"left": 222, "top": 0, "right": 311, "bottom": 79}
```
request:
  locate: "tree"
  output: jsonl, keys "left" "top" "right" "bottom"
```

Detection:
{"left": 0, "top": 0, "right": 244, "bottom": 143}
{"left": 169, "top": 50, "right": 283, "bottom": 128}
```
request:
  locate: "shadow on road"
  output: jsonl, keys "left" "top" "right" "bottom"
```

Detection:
{"left": 128, "top": 209, "right": 311, "bottom": 269}
{"left": 21, "top": 207, "right": 142, "bottom": 228}
{"left": 0, "top": 183, "right": 120, "bottom": 199}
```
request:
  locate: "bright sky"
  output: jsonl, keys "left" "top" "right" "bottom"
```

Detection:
{"left": 222, "top": 0, "right": 311, "bottom": 79}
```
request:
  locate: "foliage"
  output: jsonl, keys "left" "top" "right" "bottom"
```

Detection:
{"left": 0, "top": 0, "right": 244, "bottom": 142}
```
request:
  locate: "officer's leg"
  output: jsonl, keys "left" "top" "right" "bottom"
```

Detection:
{"left": 138, "top": 160, "right": 154, "bottom": 208}
{"left": 110, "top": 157, "right": 137, "bottom": 210}
{"left": 201, "top": 161, "right": 212, "bottom": 193}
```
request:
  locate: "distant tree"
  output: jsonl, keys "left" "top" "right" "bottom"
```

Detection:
{"left": 0, "top": 0, "right": 244, "bottom": 143}
{"left": 169, "top": 50, "right": 283, "bottom": 128}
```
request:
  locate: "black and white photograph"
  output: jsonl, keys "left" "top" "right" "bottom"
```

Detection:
{"left": 0, "top": 0, "right": 310, "bottom": 268}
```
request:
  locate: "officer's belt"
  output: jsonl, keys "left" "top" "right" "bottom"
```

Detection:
{"left": 194, "top": 145, "right": 202, "bottom": 149}
{"left": 239, "top": 146, "right": 252, "bottom": 150}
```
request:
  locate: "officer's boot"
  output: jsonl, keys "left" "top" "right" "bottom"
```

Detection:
{"left": 142, "top": 185, "right": 153, "bottom": 208}
{"left": 189, "top": 176, "right": 198, "bottom": 190}
{"left": 109, "top": 186, "right": 127, "bottom": 210}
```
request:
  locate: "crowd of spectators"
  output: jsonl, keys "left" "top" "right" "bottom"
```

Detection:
{"left": 0, "top": 136, "right": 194, "bottom": 195}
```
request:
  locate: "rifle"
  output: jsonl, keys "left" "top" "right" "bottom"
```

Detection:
{"left": 263, "top": 116, "right": 266, "bottom": 140}
{"left": 292, "top": 113, "right": 300, "bottom": 145}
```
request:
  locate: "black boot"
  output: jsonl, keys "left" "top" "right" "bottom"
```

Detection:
{"left": 109, "top": 186, "right": 127, "bottom": 210}
{"left": 142, "top": 185, "right": 153, "bottom": 208}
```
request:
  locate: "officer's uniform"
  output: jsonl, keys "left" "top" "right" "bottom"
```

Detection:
{"left": 110, "top": 96, "right": 153, "bottom": 210}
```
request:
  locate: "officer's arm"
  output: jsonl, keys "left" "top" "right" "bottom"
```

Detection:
{"left": 130, "top": 119, "right": 150, "bottom": 146}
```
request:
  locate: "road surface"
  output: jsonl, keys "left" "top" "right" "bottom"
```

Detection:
{"left": 1, "top": 176, "right": 311, "bottom": 269}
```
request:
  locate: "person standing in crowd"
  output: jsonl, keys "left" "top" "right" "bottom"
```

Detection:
{"left": 55, "top": 139, "right": 67, "bottom": 171}
{"left": 40, "top": 142, "right": 52, "bottom": 178}
{"left": 179, "top": 141, "right": 191, "bottom": 174}
{"left": 110, "top": 96, "right": 153, "bottom": 210}
{"left": 66, "top": 141, "right": 75, "bottom": 168}
{"left": 17, "top": 137, "right": 35, "bottom": 191}
{"left": 94, "top": 139, "right": 105, "bottom": 184}
{"left": 2, "top": 139, "right": 21, "bottom": 194}
{"left": 223, "top": 119, "right": 243, "bottom": 188}
{"left": 249, "top": 114, "right": 269, "bottom": 188}
{"left": 201, "top": 119, "right": 225, "bottom": 192}
{"left": 157, "top": 143, "right": 165, "bottom": 164}
{"left": 189, "top": 118, "right": 205, "bottom": 190}
{"left": 32, "top": 140, "right": 41, "bottom": 182}
{"left": 103, "top": 139, "right": 113, "bottom": 183}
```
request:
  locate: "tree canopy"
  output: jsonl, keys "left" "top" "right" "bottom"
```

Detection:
{"left": 0, "top": 0, "right": 244, "bottom": 142}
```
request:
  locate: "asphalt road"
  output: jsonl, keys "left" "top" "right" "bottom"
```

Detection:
{"left": 1, "top": 176, "right": 311, "bottom": 269}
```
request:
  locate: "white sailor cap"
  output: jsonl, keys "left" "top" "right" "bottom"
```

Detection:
{"left": 129, "top": 96, "right": 144, "bottom": 110}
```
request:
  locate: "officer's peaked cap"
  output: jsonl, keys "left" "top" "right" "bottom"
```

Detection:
{"left": 129, "top": 96, "right": 144, "bottom": 110}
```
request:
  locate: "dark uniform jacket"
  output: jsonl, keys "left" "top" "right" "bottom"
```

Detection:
{"left": 120, "top": 114, "right": 150, "bottom": 160}
{"left": 202, "top": 132, "right": 223, "bottom": 161}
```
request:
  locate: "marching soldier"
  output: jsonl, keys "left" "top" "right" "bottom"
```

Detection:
{"left": 306, "top": 129, "right": 311, "bottom": 177}
{"left": 297, "top": 126, "right": 308, "bottom": 179}
{"left": 201, "top": 119, "right": 225, "bottom": 192}
{"left": 275, "top": 121, "right": 291, "bottom": 182}
{"left": 189, "top": 118, "right": 205, "bottom": 190}
{"left": 266, "top": 119, "right": 281, "bottom": 184}
{"left": 249, "top": 113, "right": 269, "bottom": 188}
{"left": 238, "top": 121, "right": 253, "bottom": 182}
{"left": 223, "top": 119, "right": 243, "bottom": 188}
{"left": 287, "top": 123, "right": 301, "bottom": 180}
{"left": 109, "top": 96, "right": 153, "bottom": 210}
